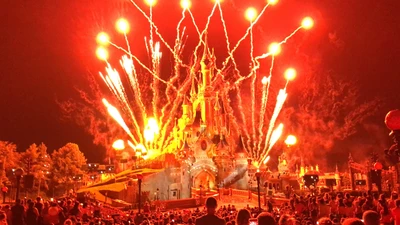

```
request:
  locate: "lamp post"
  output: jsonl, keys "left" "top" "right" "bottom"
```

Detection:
{"left": 137, "top": 174, "right": 143, "bottom": 214}
{"left": 255, "top": 170, "right": 262, "bottom": 212}
{"left": 15, "top": 168, "right": 24, "bottom": 201}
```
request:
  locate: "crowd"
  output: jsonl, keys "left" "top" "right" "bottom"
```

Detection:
{"left": 1, "top": 190, "right": 400, "bottom": 225}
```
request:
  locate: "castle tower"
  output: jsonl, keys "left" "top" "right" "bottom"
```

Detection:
{"left": 200, "top": 36, "right": 216, "bottom": 133}
{"left": 180, "top": 140, "right": 192, "bottom": 198}
{"left": 213, "top": 92, "right": 224, "bottom": 134}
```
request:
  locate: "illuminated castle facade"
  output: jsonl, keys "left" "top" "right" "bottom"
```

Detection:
{"left": 165, "top": 42, "right": 249, "bottom": 198}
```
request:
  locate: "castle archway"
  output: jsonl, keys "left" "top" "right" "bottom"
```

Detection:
{"left": 191, "top": 162, "right": 218, "bottom": 190}
{"left": 193, "top": 169, "right": 216, "bottom": 190}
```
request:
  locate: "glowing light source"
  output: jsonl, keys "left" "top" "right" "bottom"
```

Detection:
{"left": 245, "top": 7, "right": 258, "bottom": 22}
{"left": 112, "top": 139, "right": 125, "bottom": 150}
{"left": 144, "top": 128, "right": 155, "bottom": 142}
{"left": 136, "top": 144, "right": 146, "bottom": 153}
{"left": 284, "top": 68, "right": 297, "bottom": 81}
{"left": 268, "top": 0, "right": 279, "bottom": 5}
{"left": 285, "top": 135, "right": 297, "bottom": 146}
{"left": 144, "top": 0, "right": 157, "bottom": 7}
{"left": 116, "top": 18, "right": 130, "bottom": 34}
{"left": 268, "top": 42, "right": 281, "bottom": 56}
{"left": 301, "top": 17, "right": 314, "bottom": 30}
{"left": 180, "top": 0, "right": 192, "bottom": 9}
{"left": 147, "top": 118, "right": 159, "bottom": 134}
{"left": 96, "top": 47, "right": 109, "bottom": 61}
{"left": 261, "top": 76, "right": 269, "bottom": 85}
{"left": 96, "top": 32, "right": 110, "bottom": 46}
{"left": 252, "top": 161, "right": 260, "bottom": 168}
{"left": 263, "top": 156, "right": 271, "bottom": 164}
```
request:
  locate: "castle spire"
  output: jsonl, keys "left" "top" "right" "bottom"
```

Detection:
{"left": 214, "top": 92, "right": 221, "bottom": 111}
{"left": 190, "top": 77, "right": 196, "bottom": 100}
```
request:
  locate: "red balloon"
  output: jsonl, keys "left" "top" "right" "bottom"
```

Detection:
{"left": 374, "top": 162, "right": 383, "bottom": 170}
{"left": 385, "top": 110, "right": 400, "bottom": 130}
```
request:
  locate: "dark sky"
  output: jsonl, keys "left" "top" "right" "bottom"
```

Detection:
{"left": 1, "top": 0, "right": 399, "bottom": 163}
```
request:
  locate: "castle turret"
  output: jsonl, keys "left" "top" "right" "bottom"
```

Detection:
{"left": 199, "top": 35, "right": 216, "bottom": 133}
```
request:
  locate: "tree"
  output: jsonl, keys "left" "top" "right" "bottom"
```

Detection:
{"left": 20, "top": 143, "right": 52, "bottom": 194}
{"left": 51, "top": 143, "right": 87, "bottom": 186}
{"left": 21, "top": 144, "right": 40, "bottom": 175}
{"left": 0, "top": 141, "right": 21, "bottom": 184}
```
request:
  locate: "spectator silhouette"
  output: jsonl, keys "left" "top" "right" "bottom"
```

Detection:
{"left": 195, "top": 197, "right": 225, "bottom": 225}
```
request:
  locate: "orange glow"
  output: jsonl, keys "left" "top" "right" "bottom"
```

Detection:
{"left": 268, "top": 0, "right": 279, "bottom": 5}
{"left": 112, "top": 139, "right": 125, "bottom": 150}
{"left": 268, "top": 42, "right": 281, "bottom": 56}
{"left": 136, "top": 144, "right": 146, "bottom": 153}
{"left": 252, "top": 161, "right": 260, "bottom": 168}
{"left": 180, "top": 0, "right": 192, "bottom": 9}
{"left": 301, "top": 17, "right": 314, "bottom": 30}
{"left": 262, "top": 76, "right": 269, "bottom": 85}
{"left": 284, "top": 68, "right": 297, "bottom": 81}
{"left": 96, "top": 47, "right": 109, "bottom": 61}
{"left": 144, "top": 128, "right": 155, "bottom": 142}
{"left": 285, "top": 135, "right": 297, "bottom": 146}
{"left": 147, "top": 118, "right": 159, "bottom": 134}
{"left": 144, "top": 0, "right": 157, "bottom": 7}
{"left": 96, "top": 32, "right": 110, "bottom": 46}
{"left": 263, "top": 156, "right": 271, "bottom": 164}
{"left": 245, "top": 7, "right": 258, "bottom": 22}
{"left": 116, "top": 18, "right": 130, "bottom": 34}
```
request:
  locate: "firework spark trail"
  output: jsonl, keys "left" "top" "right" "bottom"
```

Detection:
{"left": 151, "top": 42, "right": 162, "bottom": 123}
{"left": 235, "top": 86, "right": 252, "bottom": 157}
{"left": 102, "top": 99, "right": 139, "bottom": 145}
{"left": 221, "top": 90, "right": 241, "bottom": 138}
{"left": 160, "top": 78, "right": 192, "bottom": 152}
{"left": 261, "top": 123, "right": 283, "bottom": 164}
{"left": 234, "top": 25, "right": 299, "bottom": 86}
{"left": 257, "top": 76, "right": 270, "bottom": 155}
{"left": 149, "top": 6, "right": 154, "bottom": 55}
{"left": 160, "top": 26, "right": 188, "bottom": 125}
{"left": 188, "top": 9, "right": 202, "bottom": 38}
{"left": 101, "top": 64, "right": 144, "bottom": 143}
{"left": 256, "top": 56, "right": 274, "bottom": 156}
{"left": 217, "top": 2, "right": 231, "bottom": 53}
{"left": 129, "top": 0, "right": 191, "bottom": 69}
{"left": 160, "top": 76, "right": 193, "bottom": 152}
{"left": 279, "top": 26, "right": 302, "bottom": 45}
{"left": 221, "top": 3, "right": 270, "bottom": 72}
{"left": 249, "top": 21, "right": 257, "bottom": 158}
{"left": 175, "top": 10, "right": 187, "bottom": 47}
{"left": 120, "top": 56, "right": 147, "bottom": 122}
{"left": 123, "top": 33, "right": 133, "bottom": 59}
{"left": 192, "top": 2, "right": 218, "bottom": 71}
{"left": 109, "top": 42, "right": 176, "bottom": 91}
{"left": 215, "top": 2, "right": 242, "bottom": 81}
{"left": 259, "top": 89, "right": 288, "bottom": 164}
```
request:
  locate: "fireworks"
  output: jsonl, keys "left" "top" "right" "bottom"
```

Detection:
{"left": 94, "top": 0, "right": 313, "bottom": 163}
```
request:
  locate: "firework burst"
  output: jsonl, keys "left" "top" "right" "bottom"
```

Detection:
{"left": 94, "top": 0, "right": 314, "bottom": 163}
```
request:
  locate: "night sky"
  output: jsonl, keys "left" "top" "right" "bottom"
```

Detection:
{"left": 1, "top": 0, "right": 399, "bottom": 163}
